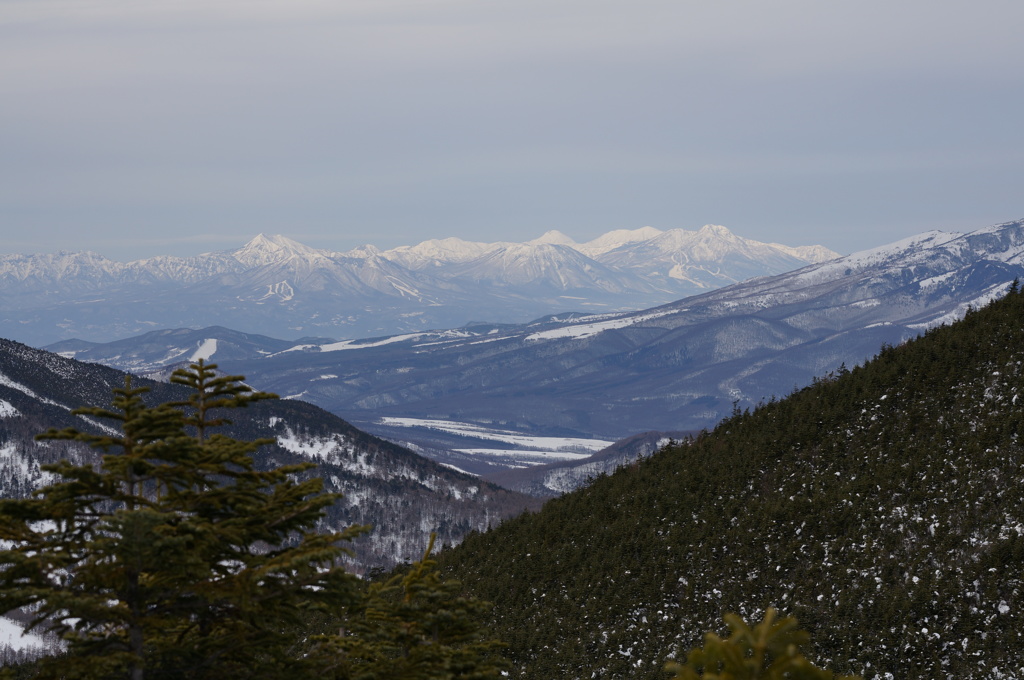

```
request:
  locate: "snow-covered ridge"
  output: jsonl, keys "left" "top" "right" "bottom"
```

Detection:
{"left": 1, "top": 226, "right": 836, "bottom": 291}
{"left": 2, "top": 225, "right": 840, "bottom": 346}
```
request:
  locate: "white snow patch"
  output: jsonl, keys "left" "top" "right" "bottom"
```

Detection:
{"left": 918, "top": 271, "right": 957, "bottom": 289}
{"left": 189, "top": 339, "right": 218, "bottom": 362}
{"left": 454, "top": 449, "right": 593, "bottom": 465}
{"left": 276, "top": 344, "right": 317, "bottom": 355}
{"left": 276, "top": 427, "right": 345, "bottom": 461}
{"left": 320, "top": 333, "right": 427, "bottom": 352}
{"left": 0, "top": 617, "right": 48, "bottom": 652}
{"left": 0, "top": 400, "right": 18, "bottom": 418}
{"left": 524, "top": 309, "right": 675, "bottom": 342}
{"left": 440, "top": 462, "right": 476, "bottom": 475}
{"left": 379, "top": 417, "right": 613, "bottom": 452}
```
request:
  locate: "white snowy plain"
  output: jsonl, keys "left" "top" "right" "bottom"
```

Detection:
{"left": 0, "top": 617, "right": 48, "bottom": 652}
{"left": 378, "top": 417, "right": 613, "bottom": 452}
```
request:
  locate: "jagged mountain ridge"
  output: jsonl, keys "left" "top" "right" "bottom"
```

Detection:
{"left": 54, "top": 219, "right": 1024, "bottom": 451}
{"left": 435, "top": 286, "right": 1024, "bottom": 679}
{"left": 0, "top": 227, "right": 835, "bottom": 346}
{"left": 0, "top": 338, "right": 539, "bottom": 570}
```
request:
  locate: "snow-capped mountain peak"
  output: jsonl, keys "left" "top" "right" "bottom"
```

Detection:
{"left": 381, "top": 237, "right": 502, "bottom": 270}
{"left": 528, "top": 230, "right": 578, "bottom": 247}
{"left": 342, "top": 244, "right": 384, "bottom": 259}
{"left": 697, "top": 223, "right": 734, "bottom": 237}
{"left": 576, "top": 226, "right": 664, "bottom": 257}
{"left": 1, "top": 224, "right": 839, "bottom": 346}
{"left": 768, "top": 243, "right": 842, "bottom": 264}
{"left": 231, "top": 234, "right": 330, "bottom": 268}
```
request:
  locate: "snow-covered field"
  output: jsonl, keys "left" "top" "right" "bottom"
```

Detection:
{"left": 376, "top": 417, "right": 617, "bottom": 468}
{"left": 0, "top": 617, "right": 48, "bottom": 652}
{"left": 453, "top": 448, "right": 594, "bottom": 465}
{"left": 378, "top": 417, "right": 613, "bottom": 452}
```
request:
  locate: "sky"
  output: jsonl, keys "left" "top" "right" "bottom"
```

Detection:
{"left": 1, "top": 0, "right": 1023, "bottom": 262}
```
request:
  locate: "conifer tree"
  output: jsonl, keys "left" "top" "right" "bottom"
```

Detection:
{"left": 665, "top": 609, "right": 861, "bottom": 680}
{"left": 314, "top": 534, "right": 507, "bottom": 680}
{"left": 0, "top": 361, "right": 368, "bottom": 680}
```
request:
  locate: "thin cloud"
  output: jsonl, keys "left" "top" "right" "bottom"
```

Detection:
{"left": 1, "top": 0, "right": 1023, "bottom": 260}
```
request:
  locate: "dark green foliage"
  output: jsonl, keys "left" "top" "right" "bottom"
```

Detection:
{"left": 0, "top": 361, "right": 368, "bottom": 679}
{"left": 666, "top": 609, "right": 859, "bottom": 680}
{"left": 438, "top": 284, "right": 1024, "bottom": 678}
{"left": 312, "top": 534, "right": 507, "bottom": 679}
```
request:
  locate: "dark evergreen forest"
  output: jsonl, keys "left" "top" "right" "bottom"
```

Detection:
{"left": 437, "top": 284, "right": 1024, "bottom": 679}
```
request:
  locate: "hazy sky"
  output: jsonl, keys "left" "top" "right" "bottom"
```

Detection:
{"left": 2, "top": 0, "right": 1023, "bottom": 261}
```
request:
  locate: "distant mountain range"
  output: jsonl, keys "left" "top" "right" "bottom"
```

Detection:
{"left": 49, "top": 218, "right": 1024, "bottom": 469}
{"left": 0, "top": 338, "right": 538, "bottom": 569}
{"left": 0, "top": 226, "right": 836, "bottom": 346}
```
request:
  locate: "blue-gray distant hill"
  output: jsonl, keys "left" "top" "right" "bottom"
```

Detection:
{"left": 51, "top": 219, "right": 1024, "bottom": 447}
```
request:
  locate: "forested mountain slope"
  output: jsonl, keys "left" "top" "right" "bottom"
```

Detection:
{"left": 0, "top": 339, "right": 538, "bottom": 570}
{"left": 437, "top": 283, "right": 1024, "bottom": 679}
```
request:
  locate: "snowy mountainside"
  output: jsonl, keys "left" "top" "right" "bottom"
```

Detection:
{"left": 594, "top": 224, "right": 815, "bottom": 290}
{"left": 1, "top": 226, "right": 834, "bottom": 346}
{"left": 0, "top": 338, "right": 538, "bottom": 569}
{"left": 66, "top": 217, "right": 1020, "bottom": 448}
{"left": 380, "top": 237, "right": 507, "bottom": 269}
{"left": 436, "top": 287, "right": 1024, "bottom": 679}
{"left": 439, "top": 242, "right": 654, "bottom": 292}
{"left": 573, "top": 226, "right": 664, "bottom": 257}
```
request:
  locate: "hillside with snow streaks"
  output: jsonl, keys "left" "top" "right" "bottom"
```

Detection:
{"left": 0, "top": 338, "right": 539, "bottom": 569}
{"left": 1, "top": 226, "right": 835, "bottom": 346}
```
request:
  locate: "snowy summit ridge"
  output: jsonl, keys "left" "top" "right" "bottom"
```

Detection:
{"left": 0, "top": 225, "right": 838, "bottom": 345}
